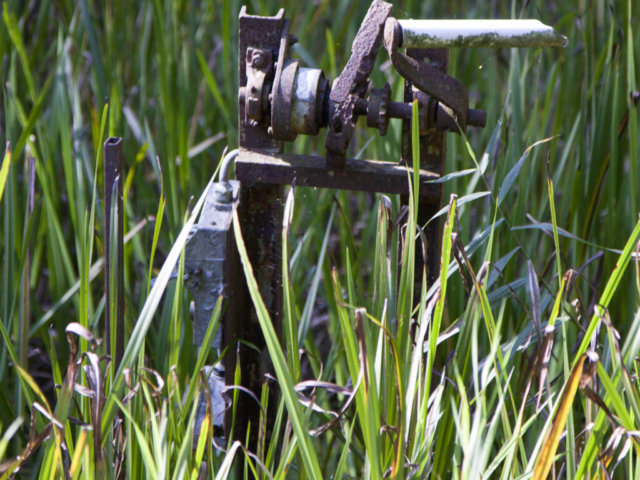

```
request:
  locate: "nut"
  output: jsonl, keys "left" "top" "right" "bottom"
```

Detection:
{"left": 213, "top": 181, "right": 233, "bottom": 203}
{"left": 251, "top": 51, "right": 266, "bottom": 69}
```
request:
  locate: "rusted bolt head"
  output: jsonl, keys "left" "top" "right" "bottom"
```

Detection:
{"left": 251, "top": 51, "right": 266, "bottom": 69}
{"left": 214, "top": 181, "right": 233, "bottom": 203}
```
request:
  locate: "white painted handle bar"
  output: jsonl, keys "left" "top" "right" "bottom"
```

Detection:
{"left": 397, "top": 19, "right": 567, "bottom": 49}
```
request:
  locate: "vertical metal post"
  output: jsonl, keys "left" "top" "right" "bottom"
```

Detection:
{"left": 104, "top": 137, "right": 125, "bottom": 371}
{"left": 227, "top": 8, "right": 286, "bottom": 463}
{"left": 401, "top": 48, "right": 449, "bottom": 288}
{"left": 228, "top": 183, "right": 283, "bottom": 449}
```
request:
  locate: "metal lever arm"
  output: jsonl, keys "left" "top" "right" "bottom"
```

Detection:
{"left": 325, "top": 0, "right": 393, "bottom": 170}
{"left": 384, "top": 17, "right": 470, "bottom": 130}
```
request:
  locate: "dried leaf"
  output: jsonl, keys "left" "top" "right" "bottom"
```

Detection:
{"left": 533, "top": 354, "right": 587, "bottom": 479}
{"left": 294, "top": 380, "right": 352, "bottom": 396}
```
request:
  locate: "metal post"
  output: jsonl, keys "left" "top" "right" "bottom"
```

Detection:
{"left": 229, "top": 183, "right": 283, "bottom": 449}
{"left": 401, "top": 48, "right": 449, "bottom": 289}
{"left": 226, "top": 8, "right": 286, "bottom": 465}
{"left": 104, "top": 137, "right": 125, "bottom": 371}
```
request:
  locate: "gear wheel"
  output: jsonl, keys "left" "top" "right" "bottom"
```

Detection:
{"left": 366, "top": 82, "right": 391, "bottom": 136}
{"left": 378, "top": 82, "right": 390, "bottom": 136}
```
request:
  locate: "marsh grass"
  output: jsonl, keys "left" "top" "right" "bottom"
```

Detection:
{"left": 1, "top": 0, "right": 640, "bottom": 478}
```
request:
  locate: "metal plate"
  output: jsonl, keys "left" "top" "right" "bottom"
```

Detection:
{"left": 184, "top": 181, "right": 241, "bottom": 348}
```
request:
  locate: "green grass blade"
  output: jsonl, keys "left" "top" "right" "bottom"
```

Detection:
{"left": 232, "top": 210, "right": 323, "bottom": 480}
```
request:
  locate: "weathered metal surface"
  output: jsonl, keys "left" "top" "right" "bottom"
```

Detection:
{"left": 184, "top": 181, "right": 241, "bottom": 348}
{"left": 104, "top": 137, "right": 125, "bottom": 371}
{"left": 239, "top": 7, "right": 285, "bottom": 151}
{"left": 466, "top": 108, "right": 487, "bottom": 128}
{"left": 325, "top": 95, "right": 359, "bottom": 170}
{"left": 235, "top": 11, "right": 291, "bottom": 470}
{"left": 235, "top": 149, "right": 441, "bottom": 199}
{"left": 401, "top": 48, "right": 450, "bottom": 169}
{"left": 233, "top": 182, "right": 283, "bottom": 453}
{"left": 270, "top": 19, "right": 293, "bottom": 143}
{"left": 272, "top": 58, "right": 299, "bottom": 141}
{"left": 330, "top": 0, "right": 393, "bottom": 103}
{"left": 325, "top": 0, "right": 393, "bottom": 169}
{"left": 398, "top": 19, "right": 568, "bottom": 49}
{"left": 400, "top": 49, "right": 450, "bottom": 287}
{"left": 366, "top": 83, "right": 391, "bottom": 135}
{"left": 385, "top": 18, "right": 470, "bottom": 130}
{"left": 244, "top": 48, "right": 273, "bottom": 123}
{"left": 291, "top": 68, "right": 327, "bottom": 136}
{"left": 272, "top": 62, "right": 329, "bottom": 139}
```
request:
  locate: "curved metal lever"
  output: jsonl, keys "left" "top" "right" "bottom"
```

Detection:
{"left": 384, "top": 17, "right": 470, "bottom": 130}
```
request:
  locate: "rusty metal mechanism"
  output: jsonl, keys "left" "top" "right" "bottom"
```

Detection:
{"left": 236, "top": 1, "right": 499, "bottom": 175}
{"left": 185, "top": 0, "right": 566, "bottom": 457}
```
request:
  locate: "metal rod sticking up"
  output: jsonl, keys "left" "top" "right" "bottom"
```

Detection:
{"left": 104, "top": 137, "right": 125, "bottom": 371}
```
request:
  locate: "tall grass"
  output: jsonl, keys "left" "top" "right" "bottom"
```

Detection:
{"left": 1, "top": 0, "right": 640, "bottom": 478}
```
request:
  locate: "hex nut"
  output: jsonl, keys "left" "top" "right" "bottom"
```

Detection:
{"left": 251, "top": 51, "right": 266, "bottom": 69}
{"left": 213, "top": 182, "right": 233, "bottom": 203}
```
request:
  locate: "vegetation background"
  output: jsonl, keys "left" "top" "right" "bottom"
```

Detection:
{"left": 0, "top": 0, "right": 639, "bottom": 478}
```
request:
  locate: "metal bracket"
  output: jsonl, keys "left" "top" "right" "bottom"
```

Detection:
{"left": 244, "top": 48, "right": 273, "bottom": 123}
{"left": 184, "top": 181, "right": 241, "bottom": 348}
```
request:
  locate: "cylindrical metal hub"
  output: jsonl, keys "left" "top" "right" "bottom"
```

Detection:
{"left": 291, "top": 68, "right": 328, "bottom": 136}
{"left": 272, "top": 63, "right": 329, "bottom": 141}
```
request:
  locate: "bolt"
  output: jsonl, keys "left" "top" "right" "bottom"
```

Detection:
{"left": 252, "top": 51, "right": 266, "bottom": 68}
{"left": 214, "top": 181, "right": 233, "bottom": 203}
{"left": 213, "top": 361, "right": 225, "bottom": 377}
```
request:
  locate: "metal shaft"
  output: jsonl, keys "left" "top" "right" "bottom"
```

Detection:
{"left": 104, "top": 137, "right": 125, "bottom": 372}
{"left": 353, "top": 98, "right": 486, "bottom": 129}
{"left": 398, "top": 19, "right": 567, "bottom": 49}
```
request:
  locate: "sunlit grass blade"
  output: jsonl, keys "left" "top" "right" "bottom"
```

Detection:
{"left": 0, "top": 145, "right": 10, "bottom": 206}
{"left": 101, "top": 175, "right": 216, "bottom": 443}
{"left": 232, "top": 210, "right": 323, "bottom": 480}
{"left": 574, "top": 218, "right": 640, "bottom": 363}
{"left": 532, "top": 354, "right": 587, "bottom": 480}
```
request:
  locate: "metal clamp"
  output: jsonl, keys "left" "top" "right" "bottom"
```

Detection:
{"left": 184, "top": 180, "right": 241, "bottom": 348}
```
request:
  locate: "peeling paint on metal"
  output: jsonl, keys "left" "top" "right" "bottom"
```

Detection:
{"left": 398, "top": 19, "right": 568, "bottom": 49}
